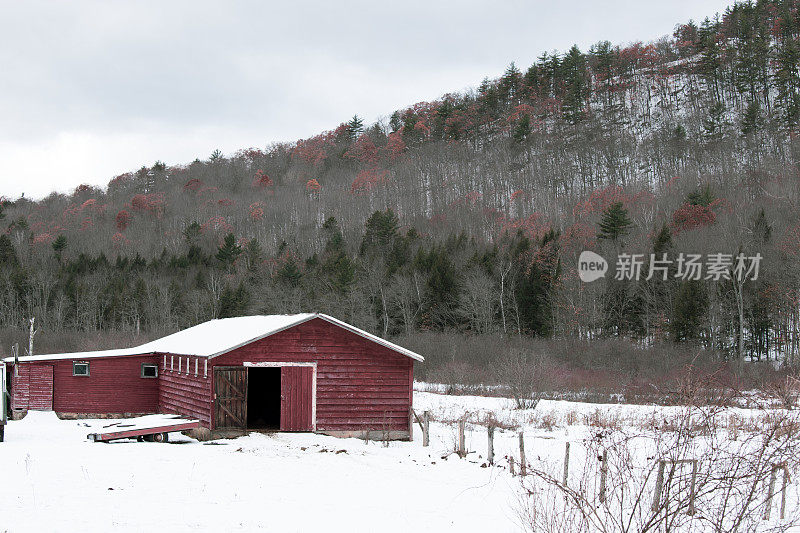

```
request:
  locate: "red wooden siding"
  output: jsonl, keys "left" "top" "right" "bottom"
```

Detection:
{"left": 280, "top": 366, "right": 314, "bottom": 431}
{"left": 8, "top": 316, "right": 416, "bottom": 436}
{"left": 11, "top": 355, "right": 160, "bottom": 414}
{"left": 158, "top": 355, "right": 212, "bottom": 426}
{"left": 28, "top": 365, "right": 53, "bottom": 410}
{"left": 11, "top": 365, "right": 30, "bottom": 410}
{"left": 210, "top": 318, "right": 413, "bottom": 432}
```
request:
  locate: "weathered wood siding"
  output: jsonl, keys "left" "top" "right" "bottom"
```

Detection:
{"left": 211, "top": 318, "right": 413, "bottom": 432}
{"left": 11, "top": 356, "right": 159, "bottom": 414}
{"left": 158, "top": 354, "right": 212, "bottom": 426}
{"left": 280, "top": 366, "right": 314, "bottom": 431}
{"left": 28, "top": 365, "right": 53, "bottom": 410}
{"left": 11, "top": 364, "right": 30, "bottom": 410}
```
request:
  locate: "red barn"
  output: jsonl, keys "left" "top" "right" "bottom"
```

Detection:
{"left": 4, "top": 314, "right": 423, "bottom": 439}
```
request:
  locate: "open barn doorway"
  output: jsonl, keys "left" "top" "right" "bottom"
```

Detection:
{"left": 246, "top": 367, "right": 281, "bottom": 429}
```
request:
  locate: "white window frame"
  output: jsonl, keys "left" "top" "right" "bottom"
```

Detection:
{"left": 141, "top": 363, "right": 158, "bottom": 379}
{"left": 73, "top": 361, "right": 90, "bottom": 377}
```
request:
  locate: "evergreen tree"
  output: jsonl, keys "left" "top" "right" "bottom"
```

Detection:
{"left": 560, "top": 45, "right": 590, "bottom": 124}
{"left": 218, "top": 283, "right": 250, "bottom": 318}
{"left": 687, "top": 185, "right": 715, "bottom": 206}
{"left": 702, "top": 101, "right": 727, "bottom": 138}
{"left": 499, "top": 62, "right": 522, "bottom": 104}
{"left": 276, "top": 257, "right": 302, "bottom": 287}
{"left": 741, "top": 100, "right": 762, "bottom": 135}
{"left": 183, "top": 222, "right": 202, "bottom": 246}
{"left": 243, "top": 239, "right": 263, "bottom": 271}
{"left": 597, "top": 202, "right": 633, "bottom": 242}
{"left": 516, "top": 229, "right": 560, "bottom": 336}
{"left": 513, "top": 114, "right": 532, "bottom": 143}
{"left": 0, "top": 234, "right": 18, "bottom": 267}
{"left": 52, "top": 235, "right": 67, "bottom": 262}
{"left": 347, "top": 115, "right": 364, "bottom": 140}
{"left": 215, "top": 233, "right": 242, "bottom": 270}
{"left": 320, "top": 217, "right": 354, "bottom": 293}
{"left": 670, "top": 280, "right": 708, "bottom": 342}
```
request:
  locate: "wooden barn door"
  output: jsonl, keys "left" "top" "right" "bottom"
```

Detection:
{"left": 280, "top": 366, "right": 314, "bottom": 431}
{"left": 214, "top": 367, "right": 247, "bottom": 429}
{"left": 28, "top": 365, "right": 53, "bottom": 411}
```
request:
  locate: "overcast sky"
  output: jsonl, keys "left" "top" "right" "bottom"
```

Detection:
{"left": 0, "top": 0, "right": 733, "bottom": 199}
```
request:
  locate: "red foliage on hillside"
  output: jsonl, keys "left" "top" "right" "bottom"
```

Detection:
{"left": 131, "top": 193, "right": 165, "bottom": 216}
{"left": 115, "top": 210, "right": 131, "bottom": 231}
{"left": 184, "top": 178, "right": 203, "bottom": 191}
{"left": 671, "top": 203, "right": 717, "bottom": 233}
{"left": 306, "top": 179, "right": 321, "bottom": 193}
{"left": 252, "top": 170, "right": 273, "bottom": 188}
{"left": 350, "top": 169, "right": 389, "bottom": 196}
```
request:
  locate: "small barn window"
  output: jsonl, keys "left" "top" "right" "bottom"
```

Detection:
{"left": 141, "top": 364, "right": 158, "bottom": 378}
{"left": 73, "top": 362, "right": 90, "bottom": 376}
{"left": 170, "top": 355, "right": 174, "bottom": 371}
{"left": 194, "top": 358, "right": 198, "bottom": 376}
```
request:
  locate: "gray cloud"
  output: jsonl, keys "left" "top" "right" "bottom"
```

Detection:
{"left": 0, "top": 0, "right": 733, "bottom": 198}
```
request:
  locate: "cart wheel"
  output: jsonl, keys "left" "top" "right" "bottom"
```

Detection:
{"left": 137, "top": 436, "right": 144, "bottom": 442}
{"left": 152, "top": 432, "right": 169, "bottom": 443}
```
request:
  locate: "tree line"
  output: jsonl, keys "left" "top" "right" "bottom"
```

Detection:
{"left": 1, "top": 0, "right": 800, "bottom": 367}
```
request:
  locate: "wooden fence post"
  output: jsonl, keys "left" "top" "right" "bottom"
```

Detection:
{"left": 764, "top": 463, "right": 789, "bottom": 521}
{"left": 764, "top": 465, "right": 778, "bottom": 520}
{"left": 599, "top": 449, "right": 608, "bottom": 503}
{"left": 519, "top": 432, "right": 527, "bottom": 477}
{"left": 563, "top": 442, "right": 570, "bottom": 487}
{"left": 487, "top": 425, "right": 495, "bottom": 465}
{"left": 780, "top": 465, "right": 789, "bottom": 520}
{"left": 423, "top": 411, "right": 430, "bottom": 447}
{"left": 688, "top": 459, "right": 697, "bottom": 516}
{"left": 457, "top": 418, "right": 466, "bottom": 458}
{"left": 652, "top": 460, "right": 666, "bottom": 512}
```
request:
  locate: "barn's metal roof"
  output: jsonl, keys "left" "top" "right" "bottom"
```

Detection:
{"left": 2, "top": 313, "right": 424, "bottom": 363}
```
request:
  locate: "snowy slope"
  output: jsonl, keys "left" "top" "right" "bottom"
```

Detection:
{"left": 1, "top": 390, "right": 797, "bottom": 532}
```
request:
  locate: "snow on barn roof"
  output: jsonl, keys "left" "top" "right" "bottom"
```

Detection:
{"left": 2, "top": 313, "right": 424, "bottom": 363}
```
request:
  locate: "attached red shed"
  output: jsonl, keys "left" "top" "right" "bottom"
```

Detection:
{"left": 4, "top": 314, "right": 423, "bottom": 439}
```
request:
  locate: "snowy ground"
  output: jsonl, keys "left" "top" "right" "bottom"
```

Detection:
{"left": 1, "top": 390, "right": 798, "bottom": 532}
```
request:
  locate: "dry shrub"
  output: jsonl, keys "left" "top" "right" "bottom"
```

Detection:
{"left": 583, "top": 409, "right": 621, "bottom": 431}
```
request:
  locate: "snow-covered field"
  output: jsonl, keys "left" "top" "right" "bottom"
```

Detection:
{"left": 1, "top": 390, "right": 798, "bottom": 532}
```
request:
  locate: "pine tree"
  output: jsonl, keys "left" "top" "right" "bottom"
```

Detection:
{"left": 347, "top": 115, "right": 364, "bottom": 140}
{"left": 560, "top": 45, "right": 590, "bottom": 124}
{"left": 320, "top": 217, "right": 354, "bottom": 293}
{"left": 360, "top": 209, "right": 400, "bottom": 258}
{"left": 741, "top": 100, "right": 762, "bottom": 135}
{"left": 276, "top": 257, "right": 302, "bottom": 287}
{"left": 687, "top": 185, "right": 715, "bottom": 206}
{"left": 597, "top": 202, "right": 633, "bottom": 242}
{"left": 183, "top": 222, "right": 202, "bottom": 246}
{"left": 0, "top": 234, "right": 18, "bottom": 267}
{"left": 513, "top": 114, "right": 532, "bottom": 143}
{"left": 218, "top": 283, "right": 250, "bottom": 318}
{"left": 243, "top": 239, "right": 263, "bottom": 271}
{"left": 215, "top": 233, "right": 242, "bottom": 270}
{"left": 500, "top": 62, "right": 522, "bottom": 104}
{"left": 702, "top": 101, "right": 727, "bottom": 138}
{"left": 52, "top": 235, "right": 67, "bottom": 262}
{"left": 670, "top": 280, "right": 708, "bottom": 342}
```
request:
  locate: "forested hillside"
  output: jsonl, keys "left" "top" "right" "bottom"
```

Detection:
{"left": 2, "top": 0, "right": 800, "bottom": 382}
